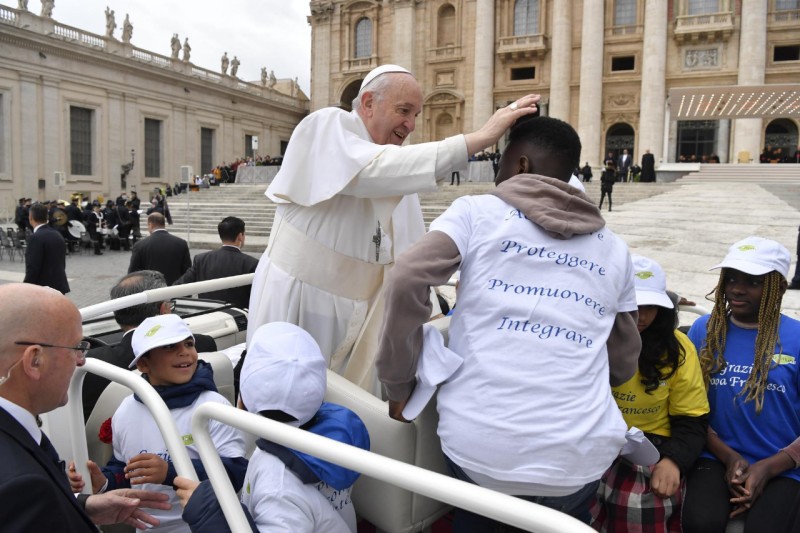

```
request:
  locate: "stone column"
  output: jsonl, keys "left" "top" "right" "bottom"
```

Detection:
{"left": 716, "top": 119, "right": 731, "bottom": 163}
{"left": 472, "top": 0, "right": 495, "bottom": 137}
{"left": 577, "top": 0, "right": 604, "bottom": 166}
{"left": 309, "top": 6, "right": 334, "bottom": 111}
{"left": 392, "top": 0, "right": 415, "bottom": 71}
{"left": 638, "top": 0, "right": 667, "bottom": 165}
{"left": 19, "top": 74, "right": 41, "bottom": 199}
{"left": 732, "top": 0, "right": 766, "bottom": 162}
{"left": 548, "top": 1, "right": 572, "bottom": 120}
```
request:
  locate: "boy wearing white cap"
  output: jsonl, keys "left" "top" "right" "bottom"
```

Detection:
{"left": 68, "top": 314, "right": 247, "bottom": 533}
{"left": 247, "top": 63, "right": 541, "bottom": 393}
{"left": 591, "top": 255, "right": 709, "bottom": 532}
{"left": 683, "top": 237, "right": 800, "bottom": 532}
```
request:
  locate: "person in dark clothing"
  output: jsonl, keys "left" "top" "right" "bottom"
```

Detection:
{"left": 581, "top": 162, "right": 593, "bottom": 183}
{"left": 599, "top": 162, "right": 616, "bottom": 212}
{"left": 641, "top": 149, "right": 656, "bottom": 183}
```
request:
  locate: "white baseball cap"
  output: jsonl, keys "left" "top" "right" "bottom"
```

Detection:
{"left": 631, "top": 255, "right": 673, "bottom": 309}
{"left": 402, "top": 324, "right": 463, "bottom": 421}
{"left": 359, "top": 64, "right": 412, "bottom": 92}
{"left": 130, "top": 314, "right": 194, "bottom": 368}
{"left": 241, "top": 322, "right": 326, "bottom": 427}
{"left": 711, "top": 236, "right": 790, "bottom": 280}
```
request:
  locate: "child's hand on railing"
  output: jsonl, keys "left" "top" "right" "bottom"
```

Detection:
{"left": 68, "top": 460, "right": 106, "bottom": 493}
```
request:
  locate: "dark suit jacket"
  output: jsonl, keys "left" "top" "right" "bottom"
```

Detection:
{"left": 617, "top": 154, "right": 632, "bottom": 177}
{"left": 82, "top": 330, "right": 217, "bottom": 421}
{"left": 641, "top": 153, "right": 656, "bottom": 182}
{"left": 128, "top": 229, "right": 191, "bottom": 285}
{"left": 24, "top": 224, "right": 70, "bottom": 294}
{"left": 174, "top": 246, "right": 259, "bottom": 309}
{"left": 0, "top": 407, "right": 97, "bottom": 531}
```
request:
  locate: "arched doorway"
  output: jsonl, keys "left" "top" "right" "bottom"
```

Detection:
{"left": 765, "top": 119, "right": 799, "bottom": 163}
{"left": 339, "top": 79, "right": 363, "bottom": 111}
{"left": 604, "top": 123, "right": 635, "bottom": 163}
{"left": 435, "top": 113, "right": 456, "bottom": 140}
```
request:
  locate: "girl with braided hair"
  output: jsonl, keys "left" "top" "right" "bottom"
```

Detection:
{"left": 682, "top": 237, "right": 800, "bottom": 533}
{"left": 591, "top": 256, "right": 709, "bottom": 532}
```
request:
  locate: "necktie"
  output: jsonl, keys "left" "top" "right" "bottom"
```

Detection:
{"left": 40, "top": 432, "right": 67, "bottom": 475}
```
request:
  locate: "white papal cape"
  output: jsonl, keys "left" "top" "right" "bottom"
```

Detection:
{"left": 248, "top": 107, "right": 467, "bottom": 393}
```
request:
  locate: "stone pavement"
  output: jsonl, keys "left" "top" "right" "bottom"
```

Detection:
{"left": 2, "top": 178, "right": 800, "bottom": 322}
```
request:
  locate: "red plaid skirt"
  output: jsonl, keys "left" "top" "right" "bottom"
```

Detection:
{"left": 590, "top": 457, "right": 685, "bottom": 533}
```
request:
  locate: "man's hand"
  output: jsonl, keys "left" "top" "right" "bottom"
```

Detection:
{"left": 125, "top": 453, "right": 169, "bottom": 485}
{"left": 465, "top": 94, "right": 541, "bottom": 155}
{"left": 650, "top": 457, "right": 680, "bottom": 498}
{"left": 68, "top": 460, "right": 106, "bottom": 494}
{"left": 173, "top": 476, "right": 201, "bottom": 509}
{"left": 388, "top": 399, "right": 411, "bottom": 423}
{"left": 84, "top": 488, "right": 170, "bottom": 529}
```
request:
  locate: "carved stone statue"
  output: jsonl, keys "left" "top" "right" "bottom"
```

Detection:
{"left": 230, "top": 56, "right": 240, "bottom": 78}
{"left": 291, "top": 77, "right": 298, "bottom": 97}
{"left": 182, "top": 38, "right": 191, "bottom": 62}
{"left": 220, "top": 52, "right": 229, "bottom": 74}
{"left": 41, "top": 0, "right": 54, "bottom": 18}
{"left": 17, "top": 0, "right": 28, "bottom": 11}
{"left": 260, "top": 67, "right": 267, "bottom": 86}
{"left": 122, "top": 14, "right": 133, "bottom": 43}
{"left": 268, "top": 70, "right": 277, "bottom": 89}
{"left": 170, "top": 34, "right": 181, "bottom": 59}
{"left": 105, "top": 6, "right": 116, "bottom": 38}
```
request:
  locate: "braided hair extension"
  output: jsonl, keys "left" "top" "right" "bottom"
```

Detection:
{"left": 699, "top": 269, "right": 784, "bottom": 413}
{"left": 639, "top": 305, "right": 684, "bottom": 393}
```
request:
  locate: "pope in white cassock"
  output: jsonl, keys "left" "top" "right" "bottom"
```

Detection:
{"left": 247, "top": 65, "right": 540, "bottom": 394}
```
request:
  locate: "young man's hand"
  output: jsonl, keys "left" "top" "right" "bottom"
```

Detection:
{"left": 650, "top": 457, "right": 680, "bottom": 498}
{"left": 125, "top": 453, "right": 169, "bottom": 485}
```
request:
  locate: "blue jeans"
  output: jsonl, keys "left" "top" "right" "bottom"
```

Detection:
{"left": 444, "top": 454, "right": 598, "bottom": 532}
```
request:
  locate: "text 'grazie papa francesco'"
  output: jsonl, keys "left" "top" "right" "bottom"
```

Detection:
{"left": 499, "top": 241, "right": 606, "bottom": 276}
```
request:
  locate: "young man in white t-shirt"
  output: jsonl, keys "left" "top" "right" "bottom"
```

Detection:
{"left": 376, "top": 115, "right": 641, "bottom": 527}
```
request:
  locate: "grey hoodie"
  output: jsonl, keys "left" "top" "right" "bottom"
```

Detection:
{"left": 376, "top": 174, "right": 640, "bottom": 404}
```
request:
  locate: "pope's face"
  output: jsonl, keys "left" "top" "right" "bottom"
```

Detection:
{"left": 362, "top": 75, "right": 423, "bottom": 146}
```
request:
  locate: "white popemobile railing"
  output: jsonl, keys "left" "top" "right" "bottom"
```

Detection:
{"left": 67, "top": 274, "right": 701, "bottom": 532}
{"left": 190, "top": 402, "right": 595, "bottom": 533}
{"left": 67, "top": 360, "right": 200, "bottom": 491}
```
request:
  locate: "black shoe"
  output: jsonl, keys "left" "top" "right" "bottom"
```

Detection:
{"left": 789, "top": 282, "right": 800, "bottom": 290}
{"left": 94, "top": 251, "right": 103, "bottom": 255}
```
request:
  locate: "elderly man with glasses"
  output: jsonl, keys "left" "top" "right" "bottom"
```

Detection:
{"left": 81, "top": 270, "right": 217, "bottom": 421}
{"left": 0, "top": 283, "right": 171, "bottom": 531}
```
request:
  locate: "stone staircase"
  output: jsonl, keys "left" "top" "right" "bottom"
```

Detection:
{"left": 168, "top": 180, "right": 683, "bottom": 250}
{"left": 679, "top": 163, "right": 800, "bottom": 183}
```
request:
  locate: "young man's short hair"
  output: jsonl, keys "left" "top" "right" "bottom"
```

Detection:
{"left": 111, "top": 270, "right": 168, "bottom": 327}
{"left": 508, "top": 116, "right": 582, "bottom": 171}
{"left": 218, "top": 216, "right": 246, "bottom": 242}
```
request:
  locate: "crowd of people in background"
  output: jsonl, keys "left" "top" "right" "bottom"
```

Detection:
{"left": 760, "top": 145, "right": 800, "bottom": 164}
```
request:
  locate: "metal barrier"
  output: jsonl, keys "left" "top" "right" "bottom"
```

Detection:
{"left": 191, "top": 402, "right": 595, "bottom": 533}
{"left": 80, "top": 273, "right": 255, "bottom": 321}
{"left": 66, "top": 359, "right": 199, "bottom": 493}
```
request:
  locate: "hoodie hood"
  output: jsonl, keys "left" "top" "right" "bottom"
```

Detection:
{"left": 256, "top": 402, "right": 369, "bottom": 490}
{"left": 491, "top": 174, "right": 605, "bottom": 239}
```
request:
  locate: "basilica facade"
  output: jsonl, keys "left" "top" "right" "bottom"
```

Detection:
{"left": 308, "top": 0, "right": 800, "bottom": 166}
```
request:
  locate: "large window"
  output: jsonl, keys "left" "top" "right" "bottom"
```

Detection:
{"left": 687, "top": 0, "right": 719, "bottom": 15}
{"left": 70, "top": 106, "right": 93, "bottom": 175}
{"left": 614, "top": 0, "right": 637, "bottom": 26}
{"left": 354, "top": 18, "right": 372, "bottom": 58}
{"left": 245, "top": 134, "right": 254, "bottom": 158}
{"left": 776, "top": 0, "right": 800, "bottom": 10}
{"left": 437, "top": 4, "right": 456, "bottom": 47}
{"left": 677, "top": 120, "right": 717, "bottom": 161}
{"left": 144, "top": 118, "right": 162, "bottom": 178}
{"left": 514, "top": 0, "right": 539, "bottom": 36}
{"left": 201, "top": 127, "right": 214, "bottom": 175}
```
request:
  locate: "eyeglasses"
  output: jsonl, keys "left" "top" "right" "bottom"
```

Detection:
{"left": 14, "top": 341, "right": 91, "bottom": 361}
